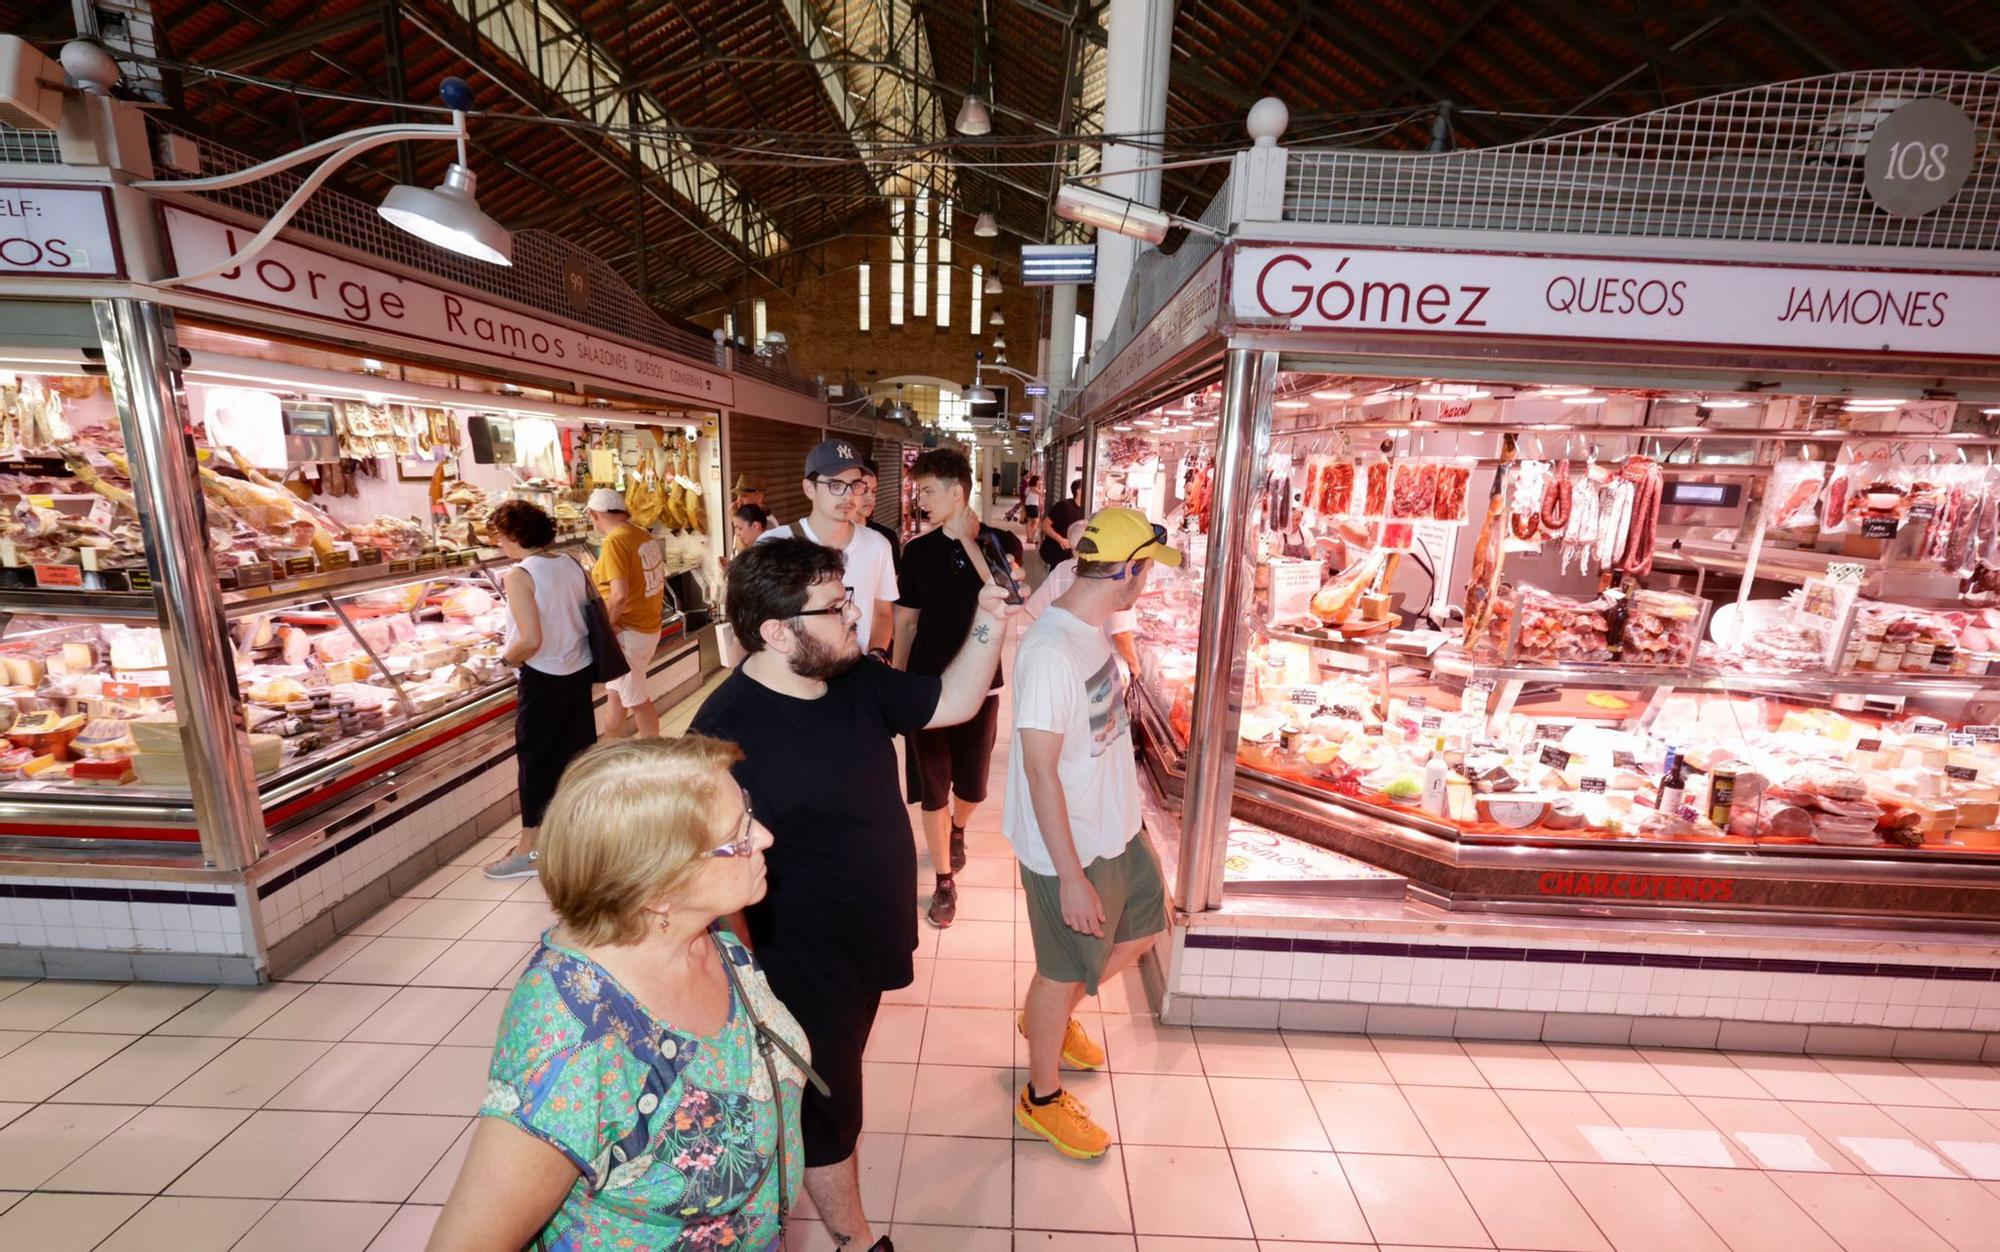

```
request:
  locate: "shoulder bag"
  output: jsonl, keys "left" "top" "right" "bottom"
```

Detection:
{"left": 580, "top": 569, "right": 632, "bottom": 684}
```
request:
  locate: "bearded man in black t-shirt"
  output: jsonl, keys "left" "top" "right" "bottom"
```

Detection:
{"left": 691, "top": 538, "right": 1008, "bottom": 1252}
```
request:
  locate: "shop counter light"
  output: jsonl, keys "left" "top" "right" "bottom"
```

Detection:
{"left": 1312, "top": 390, "right": 1354, "bottom": 400}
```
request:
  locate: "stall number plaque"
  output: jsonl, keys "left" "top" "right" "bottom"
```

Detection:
{"left": 1865, "top": 98, "right": 1978, "bottom": 219}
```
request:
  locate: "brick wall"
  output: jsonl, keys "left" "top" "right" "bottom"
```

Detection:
{"left": 694, "top": 208, "right": 1057, "bottom": 400}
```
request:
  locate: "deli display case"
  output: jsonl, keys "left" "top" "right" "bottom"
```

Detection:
{"left": 1059, "top": 70, "right": 2000, "bottom": 1041}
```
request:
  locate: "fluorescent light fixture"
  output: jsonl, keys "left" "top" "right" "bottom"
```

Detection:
{"left": 1312, "top": 390, "right": 1354, "bottom": 400}
{"left": 1704, "top": 398, "right": 1754, "bottom": 409}
{"left": 1019, "top": 244, "right": 1096, "bottom": 285}
{"left": 954, "top": 92, "right": 992, "bottom": 136}
{"left": 1663, "top": 394, "right": 1701, "bottom": 404}
{"left": 1530, "top": 385, "right": 1592, "bottom": 397}
{"left": 1054, "top": 184, "right": 1171, "bottom": 245}
{"left": 378, "top": 163, "right": 513, "bottom": 265}
{"left": 974, "top": 210, "right": 999, "bottom": 237}
{"left": 1112, "top": 423, "right": 1135, "bottom": 431}
{"left": 1361, "top": 392, "right": 1400, "bottom": 406}
{"left": 1569, "top": 395, "right": 1609, "bottom": 405}
{"left": 1274, "top": 400, "right": 1310, "bottom": 410}
{"left": 1983, "top": 408, "right": 2000, "bottom": 415}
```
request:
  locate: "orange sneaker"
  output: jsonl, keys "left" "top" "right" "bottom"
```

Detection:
{"left": 1017, "top": 1013, "right": 1106, "bottom": 1070}
{"left": 1015, "top": 1085, "right": 1112, "bottom": 1159}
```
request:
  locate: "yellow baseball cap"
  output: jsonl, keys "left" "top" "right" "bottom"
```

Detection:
{"left": 1076, "top": 506, "right": 1182, "bottom": 567}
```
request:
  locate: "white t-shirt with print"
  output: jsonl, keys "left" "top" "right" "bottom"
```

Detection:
{"left": 1003, "top": 606, "right": 1141, "bottom": 877}
{"left": 760, "top": 516, "right": 899, "bottom": 653}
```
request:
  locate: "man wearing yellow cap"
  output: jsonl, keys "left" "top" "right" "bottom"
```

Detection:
{"left": 1003, "top": 506, "right": 1177, "bottom": 1160}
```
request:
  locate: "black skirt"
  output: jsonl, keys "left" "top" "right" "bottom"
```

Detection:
{"left": 516, "top": 663, "right": 597, "bottom": 828}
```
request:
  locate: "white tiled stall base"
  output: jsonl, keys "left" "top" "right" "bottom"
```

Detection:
{"left": 1167, "top": 927, "right": 2000, "bottom": 1057}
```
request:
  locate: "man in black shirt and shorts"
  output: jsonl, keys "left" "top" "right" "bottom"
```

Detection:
{"left": 692, "top": 538, "right": 1009, "bottom": 1252}
{"left": 892, "top": 447, "right": 1024, "bottom": 928}
{"left": 1037, "top": 477, "right": 1087, "bottom": 582}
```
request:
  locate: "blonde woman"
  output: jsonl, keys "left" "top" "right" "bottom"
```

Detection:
{"left": 430, "top": 736, "right": 819, "bottom": 1252}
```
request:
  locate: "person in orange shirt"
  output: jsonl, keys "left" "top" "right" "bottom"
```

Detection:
{"left": 588, "top": 488, "right": 666, "bottom": 737}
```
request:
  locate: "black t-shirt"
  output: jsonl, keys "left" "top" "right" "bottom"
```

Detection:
{"left": 1040, "top": 496, "right": 1086, "bottom": 566}
{"left": 897, "top": 524, "right": 1021, "bottom": 685}
{"left": 689, "top": 661, "right": 941, "bottom": 1002}
{"left": 866, "top": 518, "right": 903, "bottom": 577}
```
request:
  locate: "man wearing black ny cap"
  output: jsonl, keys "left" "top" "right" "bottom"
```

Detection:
{"left": 759, "top": 438, "right": 900, "bottom": 657}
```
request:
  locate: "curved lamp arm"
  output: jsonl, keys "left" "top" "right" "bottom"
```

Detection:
{"left": 132, "top": 115, "right": 468, "bottom": 290}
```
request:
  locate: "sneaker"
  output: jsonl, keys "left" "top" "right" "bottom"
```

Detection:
{"left": 1017, "top": 1013, "right": 1106, "bottom": 1070}
{"left": 483, "top": 850, "right": 538, "bottom": 880}
{"left": 926, "top": 877, "right": 958, "bottom": 928}
{"left": 949, "top": 823, "right": 967, "bottom": 873}
{"left": 1014, "top": 1084, "right": 1111, "bottom": 1159}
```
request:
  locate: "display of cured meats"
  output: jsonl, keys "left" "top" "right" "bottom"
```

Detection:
{"left": 1309, "top": 547, "right": 1387, "bottom": 625}
{"left": 1318, "top": 459, "right": 1355, "bottom": 515}
{"left": 1360, "top": 461, "right": 1390, "bottom": 518}
{"left": 1616, "top": 456, "right": 1663, "bottom": 577}
{"left": 1540, "top": 463, "right": 1573, "bottom": 535}
{"left": 1511, "top": 586, "right": 1617, "bottom": 664}
{"left": 1389, "top": 460, "right": 1438, "bottom": 519}
{"left": 1764, "top": 459, "right": 1828, "bottom": 530}
{"left": 1431, "top": 463, "right": 1471, "bottom": 523}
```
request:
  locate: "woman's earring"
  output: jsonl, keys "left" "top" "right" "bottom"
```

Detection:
{"left": 654, "top": 905, "right": 671, "bottom": 933}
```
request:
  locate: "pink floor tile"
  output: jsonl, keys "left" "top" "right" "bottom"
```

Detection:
{"left": 1307, "top": 1080, "right": 1437, "bottom": 1155}
{"left": 1340, "top": 1152, "right": 1493, "bottom": 1247}
{"left": 1687, "top": 1096, "right": 1860, "bottom": 1173}
{"left": 1551, "top": 1045, "right": 1677, "bottom": 1095}
{"left": 1459, "top": 1039, "right": 1577, "bottom": 1090}
{"left": 1881, "top": 1106, "right": 2000, "bottom": 1180}
{"left": 1769, "top": 1170, "right": 1955, "bottom": 1252}
{"left": 1589, "top": 1092, "right": 1745, "bottom": 1168}
{"left": 1903, "top": 1062, "right": 2000, "bottom": 1111}
{"left": 1811, "top": 1057, "right": 1962, "bottom": 1109}
{"left": 1639, "top": 1049, "right": 1771, "bottom": 1100}
{"left": 1121, "top": 1145, "right": 1252, "bottom": 1239}
{"left": 1403, "top": 1084, "right": 1542, "bottom": 1161}
{"left": 1786, "top": 1101, "right": 1961, "bottom": 1177}
{"left": 1730, "top": 1055, "right": 1869, "bottom": 1104}
{"left": 1232, "top": 1148, "right": 1372, "bottom": 1243}
{"left": 1191, "top": 1028, "right": 1297, "bottom": 1079}
{"left": 1873, "top": 1176, "right": 2000, "bottom": 1251}
{"left": 1552, "top": 1162, "right": 1730, "bottom": 1252}
{"left": 1447, "top": 1157, "right": 1611, "bottom": 1252}
{"left": 1285, "top": 1033, "right": 1395, "bottom": 1083}
{"left": 1205, "top": 1076, "right": 1329, "bottom": 1150}
{"left": 1659, "top": 1166, "right": 1844, "bottom": 1252}
{"left": 1495, "top": 1088, "right": 1620, "bottom": 1163}
{"left": 1370, "top": 1037, "right": 1487, "bottom": 1088}
{"left": 1012, "top": 1143, "right": 1131, "bottom": 1233}
{"left": 1110, "top": 1072, "right": 1224, "bottom": 1147}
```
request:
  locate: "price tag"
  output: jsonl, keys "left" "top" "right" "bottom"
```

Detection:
{"left": 1579, "top": 776, "right": 1608, "bottom": 794}
{"left": 318, "top": 550, "right": 352, "bottom": 573}
{"left": 234, "top": 562, "right": 273, "bottom": 588}
{"left": 387, "top": 558, "right": 417, "bottom": 576}
{"left": 1909, "top": 502, "right": 1938, "bottom": 521}
{"left": 127, "top": 568, "right": 151, "bottom": 593}
{"left": 1471, "top": 739, "right": 1499, "bottom": 755}
{"left": 1855, "top": 737, "right": 1884, "bottom": 753}
{"left": 1466, "top": 677, "right": 1496, "bottom": 693}
{"left": 1539, "top": 744, "right": 1572, "bottom": 770}
{"left": 356, "top": 547, "right": 385, "bottom": 567}
{"left": 31, "top": 562, "right": 81, "bottom": 588}
{"left": 1950, "top": 730, "right": 1977, "bottom": 748}
{"left": 1421, "top": 714, "right": 1443, "bottom": 732}
{"left": 1859, "top": 515, "right": 1900, "bottom": 539}
{"left": 283, "top": 555, "right": 316, "bottom": 578}
{"left": 86, "top": 498, "right": 114, "bottom": 530}
{"left": 414, "top": 554, "right": 444, "bottom": 573}
{"left": 1612, "top": 750, "right": 1639, "bottom": 770}
{"left": 1948, "top": 764, "right": 1980, "bottom": 782}
{"left": 1285, "top": 686, "right": 1323, "bottom": 712}
{"left": 25, "top": 494, "right": 53, "bottom": 509}
{"left": 1970, "top": 725, "right": 2000, "bottom": 743}
{"left": 1912, "top": 718, "right": 1949, "bottom": 735}
{"left": 85, "top": 451, "right": 112, "bottom": 469}
{"left": 1534, "top": 722, "right": 1566, "bottom": 742}
{"left": 1407, "top": 696, "right": 1427, "bottom": 712}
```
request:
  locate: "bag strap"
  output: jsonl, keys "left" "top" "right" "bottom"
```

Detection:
{"left": 710, "top": 927, "right": 828, "bottom": 1234}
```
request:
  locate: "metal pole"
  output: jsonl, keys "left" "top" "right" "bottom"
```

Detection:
{"left": 94, "top": 299, "right": 267, "bottom": 871}
{"left": 1176, "top": 347, "right": 1271, "bottom": 913}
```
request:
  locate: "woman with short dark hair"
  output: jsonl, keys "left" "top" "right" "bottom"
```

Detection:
{"left": 484, "top": 499, "right": 598, "bottom": 880}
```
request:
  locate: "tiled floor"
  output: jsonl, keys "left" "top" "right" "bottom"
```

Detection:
{"left": 3, "top": 681, "right": 2000, "bottom": 1247}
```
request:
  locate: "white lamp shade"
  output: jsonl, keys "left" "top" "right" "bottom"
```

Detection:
{"left": 989, "top": 310, "right": 1005, "bottom": 327}
{"left": 967, "top": 384, "right": 997, "bottom": 405}
{"left": 983, "top": 272, "right": 1002, "bottom": 295}
{"left": 955, "top": 93, "right": 992, "bottom": 136}
{"left": 379, "top": 164, "right": 513, "bottom": 266}
{"left": 1053, "top": 183, "right": 1169, "bottom": 245}
{"left": 974, "top": 210, "right": 999, "bottom": 237}
{"left": 993, "top": 335, "right": 1007, "bottom": 350}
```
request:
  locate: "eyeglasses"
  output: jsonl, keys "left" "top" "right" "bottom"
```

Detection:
{"left": 811, "top": 476, "right": 866, "bottom": 497}
{"left": 791, "top": 589, "right": 857, "bottom": 619}
{"left": 707, "top": 787, "right": 757, "bottom": 859}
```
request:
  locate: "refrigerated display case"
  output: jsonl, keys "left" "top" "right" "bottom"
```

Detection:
{"left": 1061, "top": 70, "right": 2000, "bottom": 1041}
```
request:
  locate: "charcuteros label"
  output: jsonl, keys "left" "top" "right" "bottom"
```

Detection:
{"left": 1231, "top": 244, "right": 2000, "bottom": 357}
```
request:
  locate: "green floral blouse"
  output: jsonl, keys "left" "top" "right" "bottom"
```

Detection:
{"left": 480, "top": 927, "right": 809, "bottom": 1251}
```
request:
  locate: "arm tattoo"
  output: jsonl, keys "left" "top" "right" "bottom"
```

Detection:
{"left": 973, "top": 622, "right": 992, "bottom": 644}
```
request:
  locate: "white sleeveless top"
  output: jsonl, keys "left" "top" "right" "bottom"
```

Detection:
{"left": 507, "top": 552, "right": 592, "bottom": 676}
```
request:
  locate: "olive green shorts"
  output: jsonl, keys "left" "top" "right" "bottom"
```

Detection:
{"left": 1020, "top": 834, "right": 1168, "bottom": 995}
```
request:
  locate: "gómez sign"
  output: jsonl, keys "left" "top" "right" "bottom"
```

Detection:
{"left": 158, "top": 205, "right": 733, "bottom": 406}
{"left": 1232, "top": 243, "right": 2000, "bottom": 358}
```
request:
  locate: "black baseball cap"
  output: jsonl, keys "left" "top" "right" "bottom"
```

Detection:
{"left": 805, "top": 439, "right": 865, "bottom": 479}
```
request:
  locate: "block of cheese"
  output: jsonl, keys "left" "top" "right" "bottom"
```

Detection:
{"left": 128, "top": 713, "right": 181, "bottom": 754}
{"left": 1957, "top": 798, "right": 2000, "bottom": 828}
{"left": 0, "top": 655, "right": 44, "bottom": 686}
{"left": 132, "top": 734, "right": 280, "bottom": 784}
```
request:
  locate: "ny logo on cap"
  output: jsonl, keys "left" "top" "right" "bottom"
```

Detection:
{"left": 837, "top": 443, "right": 855, "bottom": 459}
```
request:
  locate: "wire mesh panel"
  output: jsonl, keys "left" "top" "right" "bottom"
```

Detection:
{"left": 1284, "top": 71, "right": 2000, "bottom": 251}
{"left": 146, "top": 125, "right": 822, "bottom": 397}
